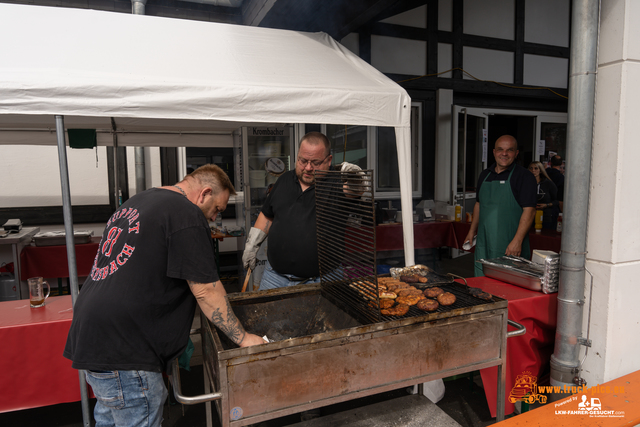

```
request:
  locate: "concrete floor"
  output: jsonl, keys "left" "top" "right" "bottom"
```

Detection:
{"left": 0, "top": 252, "right": 507, "bottom": 427}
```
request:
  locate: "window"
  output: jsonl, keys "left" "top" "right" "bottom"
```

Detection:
{"left": 325, "top": 125, "right": 368, "bottom": 169}
{"left": 374, "top": 103, "right": 422, "bottom": 197}
{"left": 301, "top": 102, "right": 422, "bottom": 199}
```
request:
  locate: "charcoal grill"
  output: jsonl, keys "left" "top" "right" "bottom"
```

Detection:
{"left": 169, "top": 170, "right": 524, "bottom": 426}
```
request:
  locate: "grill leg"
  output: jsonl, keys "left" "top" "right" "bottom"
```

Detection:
{"left": 496, "top": 357, "right": 506, "bottom": 421}
{"left": 204, "top": 364, "right": 213, "bottom": 427}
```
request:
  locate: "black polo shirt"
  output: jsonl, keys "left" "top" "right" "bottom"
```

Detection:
{"left": 476, "top": 162, "right": 537, "bottom": 208}
{"left": 546, "top": 167, "right": 565, "bottom": 201}
{"left": 261, "top": 170, "right": 324, "bottom": 278}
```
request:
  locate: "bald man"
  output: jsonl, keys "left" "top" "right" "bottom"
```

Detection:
{"left": 464, "top": 135, "right": 537, "bottom": 276}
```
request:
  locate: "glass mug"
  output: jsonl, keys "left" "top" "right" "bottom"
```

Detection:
{"left": 28, "top": 277, "right": 50, "bottom": 308}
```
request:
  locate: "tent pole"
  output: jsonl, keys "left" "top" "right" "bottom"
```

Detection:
{"left": 111, "top": 118, "right": 120, "bottom": 207}
{"left": 55, "top": 115, "right": 91, "bottom": 427}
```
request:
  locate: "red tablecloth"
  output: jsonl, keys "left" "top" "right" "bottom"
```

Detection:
{"left": 0, "top": 296, "right": 83, "bottom": 413}
{"left": 461, "top": 277, "right": 558, "bottom": 418}
{"left": 20, "top": 243, "right": 99, "bottom": 279}
{"left": 376, "top": 222, "right": 457, "bottom": 252}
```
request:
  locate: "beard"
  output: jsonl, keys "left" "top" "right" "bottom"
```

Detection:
{"left": 296, "top": 167, "right": 315, "bottom": 186}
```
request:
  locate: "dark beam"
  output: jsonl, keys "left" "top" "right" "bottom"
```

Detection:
{"left": 514, "top": 0, "right": 525, "bottom": 85}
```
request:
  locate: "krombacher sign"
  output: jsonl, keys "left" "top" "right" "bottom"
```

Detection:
{"left": 251, "top": 127, "right": 289, "bottom": 136}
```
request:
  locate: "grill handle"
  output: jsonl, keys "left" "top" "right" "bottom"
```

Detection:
{"left": 507, "top": 319, "right": 526, "bottom": 338}
{"left": 169, "top": 358, "right": 222, "bottom": 405}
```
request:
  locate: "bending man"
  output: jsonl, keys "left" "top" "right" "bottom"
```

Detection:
{"left": 64, "top": 164, "right": 264, "bottom": 427}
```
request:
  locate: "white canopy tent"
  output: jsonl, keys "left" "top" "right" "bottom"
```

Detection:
{"left": 0, "top": 3, "right": 415, "bottom": 260}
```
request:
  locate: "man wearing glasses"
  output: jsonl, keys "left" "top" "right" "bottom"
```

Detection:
{"left": 243, "top": 131, "right": 362, "bottom": 290}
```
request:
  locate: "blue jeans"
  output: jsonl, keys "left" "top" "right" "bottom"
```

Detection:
{"left": 259, "top": 260, "right": 321, "bottom": 290}
{"left": 85, "top": 370, "right": 167, "bottom": 427}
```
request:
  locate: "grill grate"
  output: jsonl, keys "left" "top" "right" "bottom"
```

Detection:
{"left": 377, "top": 281, "right": 498, "bottom": 320}
{"left": 314, "top": 169, "right": 381, "bottom": 324}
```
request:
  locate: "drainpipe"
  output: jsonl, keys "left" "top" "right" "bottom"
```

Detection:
{"left": 132, "top": 0, "right": 146, "bottom": 14}
{"left": 179, "top": 0, "right": 243, "bottom": 6}
{"left": 550, "top": 0, "right": 599, "bottom": 390}
{"left": 131, "top": 0, "right": 147, "bottom": 193}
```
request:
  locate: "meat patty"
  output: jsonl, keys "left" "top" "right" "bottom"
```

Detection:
{"left": 423, "top": 287, "right": 445, "bottom": 298}
{"left": 437, "top": 292, "right": 456, "bottom": 306}
{"left": 396, "top": 295, "right": 421, "bottom": 306}
{"left": 370, "top": 299, "right": 395, "bottom": 309}
{"left": 379, "top": 299, "right": 396, "bottom": 309}
{"left": 397, "top": 288, "right": 422, "bottom": 297}
{"left": 467, "top": 287, "right": 484, "bottom": 296}
{"left": 388, "top": 283, "right": 410, "bottom": 293}
{"left": 475, "top": 291, "right": 493, "bottom": 301}
{"left": 381, "top": 303, "right": 410, "bottom": 316}
{"left": 417, "top": 299, "right": 439, "bottom": 312}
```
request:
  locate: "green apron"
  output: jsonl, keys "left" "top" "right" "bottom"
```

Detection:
{"left": 474, "top": 167, "right": 530, "bottom": 276}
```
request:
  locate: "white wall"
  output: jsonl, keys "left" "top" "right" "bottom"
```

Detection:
{"left": 584, "top": 0, "right": 640, "bottom": 385}
{"left": 525, "top": 0, "right": 570, "bottom": 47}
{"left": 371, "top": 35, "right": 427, "bottom": 75}
{"left": 463, "top": 47, "right": 514, "bottom": 84}
{"left": 0, "top": 145, "right": 110, "bottom": 207}
{"left": 463, "top": 0, "right": 514, "bottom": 40}
{"left": 379, "top": 5, "right": 426, "bottom": 28}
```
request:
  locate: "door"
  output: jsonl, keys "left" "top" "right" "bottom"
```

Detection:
{"left": 450, "top": 107, "right": 567, "bottom": 219}
{"left": 536, "top": 115, "right": 567, "bottom": 165}
{"left": 451, "top": 106, "right": 488, "bottom": 219}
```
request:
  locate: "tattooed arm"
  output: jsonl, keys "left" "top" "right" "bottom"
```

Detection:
{"left": 188, "top": 280, "right": 265, "bottom": 347}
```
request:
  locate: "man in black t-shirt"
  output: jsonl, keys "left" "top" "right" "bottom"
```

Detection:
{"left": 64, "top": 164, "right": 264, "bottom": 427}
{"left": 242, "top": 131, "right": 362, "bottom": 290}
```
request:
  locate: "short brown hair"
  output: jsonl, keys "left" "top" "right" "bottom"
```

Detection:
{"left": 301, "top": 131, "right": 331, "bottom": 157}
{"left": 189, "top": 164, "right": 236, "bottom": 196}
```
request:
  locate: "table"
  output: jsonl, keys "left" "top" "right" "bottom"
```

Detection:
{"left": 0, "top": 227, "right": 39, "bottom": 299}
{"left": 376, "top": 221, "right": 562, "bottom": 256}
{"left": 460, "top": 277, "right": 558, "bottom": 418}
{"left": 21, "top": 242, "right": 99, "bottom": 282}
{"left": 0, "top": 296, "right": 82, "bottom": 413}
{"left": 376, "top": 221, "right": 457, "bottom": 252}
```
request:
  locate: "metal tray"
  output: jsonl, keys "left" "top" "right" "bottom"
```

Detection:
{"left": 33, "top": 231, "right": 94, "bottom": 247}
{"left": 478, "top": 256, "right": 543, "bottom": 292}
{"left": 481, "top": 264, "right": 542, "bottom": 291}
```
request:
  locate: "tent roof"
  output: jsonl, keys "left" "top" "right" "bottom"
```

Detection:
{"left": 0, "top": 3, "right": 410, "bottom": 146}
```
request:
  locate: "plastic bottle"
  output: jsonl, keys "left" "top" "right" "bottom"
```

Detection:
{"left": 216, "top": 213, "right": 223, "bottom": 230}
{"left": 535, "top": 210, "right": 543, "bottom": 233}
{"left": 556, "top": 213, "right": 563, "bottom": 233}
{"left": 118, "top": 189, "right": 123, "bottom": 206}
{"left": 455, "top": 205, "right": 462, "bottom": 222}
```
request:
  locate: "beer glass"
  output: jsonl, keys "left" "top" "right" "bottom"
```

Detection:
{"left": 28, "top": 277, "right": 50, "bottom": 308}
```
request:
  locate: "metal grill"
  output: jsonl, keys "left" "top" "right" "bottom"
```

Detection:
{"left": 314, "top": 169, "right": 381, "bottom": 323}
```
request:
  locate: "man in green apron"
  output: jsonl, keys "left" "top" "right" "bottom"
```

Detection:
{"left": 464, "top": 135, "right": 537, "bottom": 276}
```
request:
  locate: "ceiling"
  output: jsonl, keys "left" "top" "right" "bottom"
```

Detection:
{"left": 251, "top": 0, "right": 424, "bottom": 40}
{"left": 0, "top": 0, "right": 424, "bottom": 40}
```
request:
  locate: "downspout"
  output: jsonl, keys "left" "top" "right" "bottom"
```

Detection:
{"left": 132, "top": 0, "right": 147, "bottom": 193}
{"left": 550, "top": 0, "right": 599, "bottom": 390}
